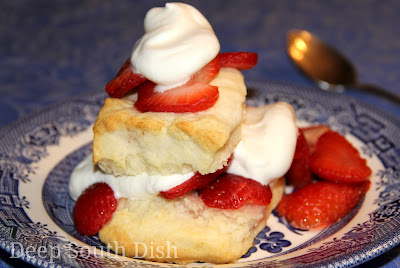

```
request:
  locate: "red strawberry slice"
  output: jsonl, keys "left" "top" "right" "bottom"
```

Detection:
{"left": 276, "top": 180, "right": 370, "bottom": 229}
{"left": 135, "top": 81, "right": 219, "bottom": 113}
{"left": 105, "top": 58, "right": 147, "bottom": 98}
{"left": 301, "top": 125, "right": 329, "bottom": 153}
{"left": 285, "top": 129, "right": 313, "bottom": 189}
{"left": 73, "top": 182, "right": 118, "bottom": 236}
{"left": 135, "top": 56, "right": 220, "bottom": 113}
{"left": 160, "top": 156, "right": 232, "bottom": 199}
{"left": 200, "top": 173, "right": 272, "bottom": 209}
{"left": 309, "top": 130, "right": 372, "bottom": 183}
{"left": 219, "top": 52, "right": 258, "bottom": 70}
{"left": 190, "top": 55, "right": 221, "bottom": 84}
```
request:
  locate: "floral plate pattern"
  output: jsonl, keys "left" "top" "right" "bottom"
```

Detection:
{"left": 0, "top": 81, "right": 399, "bottom": 268}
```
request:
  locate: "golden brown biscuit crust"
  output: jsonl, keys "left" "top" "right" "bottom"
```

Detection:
{"left": 93, "top": 68, "right": 246, "bottom": 176}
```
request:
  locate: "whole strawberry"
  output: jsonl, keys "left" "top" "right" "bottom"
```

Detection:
{"left": 200, "top": 173, "right": 272, "bottom": 209}
{"left": 276, "top": 181, "right": 370, "bottom": 229}
{"left": 73, "top": 182, "right": 118, "bottom": 236}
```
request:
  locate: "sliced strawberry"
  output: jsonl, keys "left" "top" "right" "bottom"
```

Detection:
{"left": 105, "top": 58, "right": 147, "bottom": 98}
{"left": 190, "top": 55, "right": 221, "bottom": 84}
{"left": 219, "top": 52, "right": 258, "bottom": 70}
{"left": 276, "top": 180, "right": 370, "bottom": 229}
{"left": 135, "top": 81, "right": 219, "bottom": 113}
{"left": 285, "top": 129, "right": 313, "bottom": 189}
{"left": 73, "top": 182, "right": 118, "bottom": 236}
{"left": 309, "top": 130, "right": 372, "bottom": 183}
{"left": 160, "top": 156, "right": 232, "bottom": 199}
{"left": 301, "top": 125, "right": 329, "bottom": 153}
{"left": 200, "top": 173, "right": 272, "bottom": 209}
{"left": 135, "top": 56, "right": 220, "bottom": 113}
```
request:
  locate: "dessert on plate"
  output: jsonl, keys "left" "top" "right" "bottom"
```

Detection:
{"left": 68, "top": 2, "right": 372, "bottom": 264}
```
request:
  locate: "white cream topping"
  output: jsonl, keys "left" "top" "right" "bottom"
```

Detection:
{"left": 131, "top": 3, "right": 220, "bottom": 92}
{"left": 68, "top": 154, "right": 194, "bottom": 201}
{"left": 227, "top": 103, "right": 298, "bottom": 185}
{"left": 68, "top": 103, "right": 298, "bottom": 200}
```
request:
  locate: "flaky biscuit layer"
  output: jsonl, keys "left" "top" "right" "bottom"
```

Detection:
{"left": 99, "top": 177, "right": 285, "bottom": 264}
{"left": 93, "top": 68, "right": 246, "bottom": 176}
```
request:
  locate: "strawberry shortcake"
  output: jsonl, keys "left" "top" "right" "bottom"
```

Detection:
{"left": 69, "top": 2, "right": 299, "bottom": 264}
{"left": 69, "top": 2, "right": 373, "bottom": 264}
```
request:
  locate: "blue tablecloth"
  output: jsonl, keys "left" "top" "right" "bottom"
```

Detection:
{"left": 1, "top": 0, "right": 399, "bottom": 267}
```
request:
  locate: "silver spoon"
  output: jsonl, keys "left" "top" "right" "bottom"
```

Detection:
{"left": 286, "top": 29, "right": 400, "bottom": 104}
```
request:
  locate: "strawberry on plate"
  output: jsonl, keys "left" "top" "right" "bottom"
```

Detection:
{"left": 135, "top": 56, "right": 220, "bottom": 113}
{"left": 285, "top": 129, "right": 313, "bottom": 189}
{"left": 200, "top": 173, "right": 272, "bottom": 209}
{"left": 219, "top": 52, "right": 258, "bottom": 70}
{"left": 160, "top": 156, "right": 232, "bottom": 199}
{"left": 301, "top": 125, "right": 329, "bottom": 153}
{"left": 309, "top": 130, "right": 372, "bottom": 183}
{"left": 73, "top": 182, "right": 118, "bottom": 236}
{"left": 276, "top": 180, "right": 370, "bottom": 229}
{"left": 105, "top": 58, "right": 147, "bottom": 98}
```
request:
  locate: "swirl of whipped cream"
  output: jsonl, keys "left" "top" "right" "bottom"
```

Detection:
{"left": 227, "top": 103, "right": 298, "bottom": 186}
{"left": 131, "top": 3, "right": 220, "bottom": 91}
{"left": 68, "top": 154, "right": 194, "bottom": 201}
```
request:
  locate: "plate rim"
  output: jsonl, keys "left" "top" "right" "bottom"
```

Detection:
{"left": 1, "top": 80, "right": 400, "bottom": 268}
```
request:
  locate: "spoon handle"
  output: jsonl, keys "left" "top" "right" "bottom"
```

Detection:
{"left": 354, "top": 83, "right": 400, "bottom": 105}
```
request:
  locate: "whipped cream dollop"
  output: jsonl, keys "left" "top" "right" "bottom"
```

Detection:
{"left": 227, "top": 103, "right": 298, "bottom": 185}
{"left": 68, "top": 103, "right": 298, "bottom": 200}
{"left": 131, "top": 3, "right": 220, "bottom": 91}
{"left": 68, "top": 155, "right": 194, "bottom": 201}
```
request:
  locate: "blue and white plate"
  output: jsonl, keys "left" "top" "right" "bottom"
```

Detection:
{"left": 1, "top": 81, "right": 399, "bottom": 267}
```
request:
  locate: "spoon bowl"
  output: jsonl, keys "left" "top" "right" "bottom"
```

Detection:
{"left": 287, "top": 29, "right": 400, "bottom": 102}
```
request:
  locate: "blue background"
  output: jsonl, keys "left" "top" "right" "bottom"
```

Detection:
{"left": 1, "top": 0, "right": 399, "bottom": 267}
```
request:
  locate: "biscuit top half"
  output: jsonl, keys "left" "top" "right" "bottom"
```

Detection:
{"left": 93, "top": 68, "right": 247, "bottom": 176}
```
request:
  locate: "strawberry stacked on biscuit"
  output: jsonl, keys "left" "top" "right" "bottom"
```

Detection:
{"left": 107, "top": 52, "right": 256, "bottom": 113}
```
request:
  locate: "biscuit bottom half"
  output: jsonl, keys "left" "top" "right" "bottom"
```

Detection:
{"left": 99, "top": 177, "right": 285, "bottom": 264}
